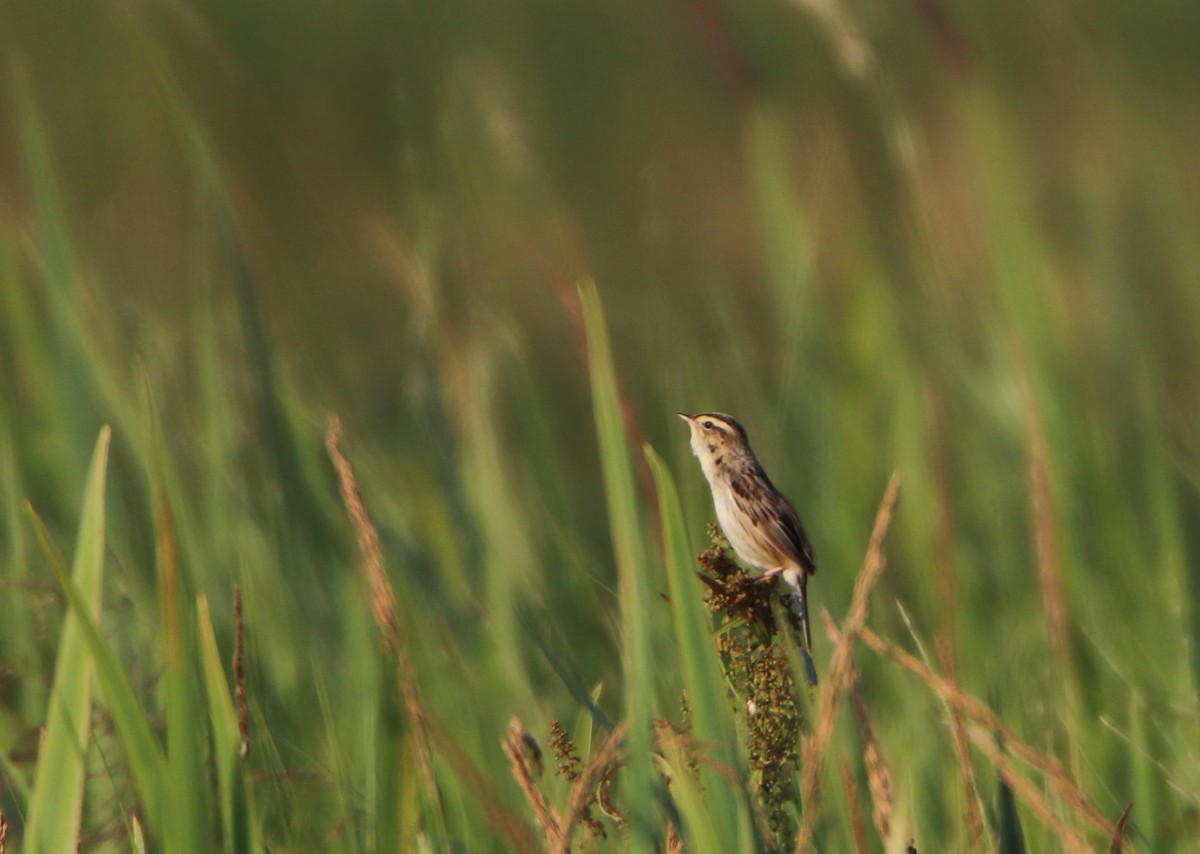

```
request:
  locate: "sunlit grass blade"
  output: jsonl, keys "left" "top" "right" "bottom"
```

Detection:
{"left": 197, "top": 596, "right": 264, "bottom": 854}
{"left": 645, "top": 444, "right": 756, "bottom": 850}
{"left": 26, "top": 444, "right": 169, "bottom": 839}
{"left": 579, "top": 279, "right": 656, "bottom": 847}
{"left": 131, "top": 815, "right": 147, "bottom": 854}
{"left": 23, "top": 427, "right": 110, "bottom": 852}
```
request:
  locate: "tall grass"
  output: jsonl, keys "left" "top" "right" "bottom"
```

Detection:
{"left": 22, "top": 429, "right": 110, "bottom": 853}
{"left": 2, "top": 0, "right": 1199, "bottom": 850}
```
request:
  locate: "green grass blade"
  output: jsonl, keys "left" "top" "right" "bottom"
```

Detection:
{"left": 518, "top": 609, "right": 616, "bottom": 731}
{"left": 645, "top": 445, "right": 756, "bottom": 850}
{"left": 0, "top": 748, "right": 31, "bottom": 814}
{"left": 23, "top": 426, "right": 110, "bottom": 853}
{"left": 653, "top": 746, "right": 721, "bottom": 850}
{"left": 26, "top": 466, "right": 169, "bottom": 840}
{"left": 197, "top": 596, "right": 264, "bottom": 854}
{"left": 579, "top": 279, "right": 656, "bottom": 847}
{"left": 0, "top": 399, "right": 39, "bottom": 730}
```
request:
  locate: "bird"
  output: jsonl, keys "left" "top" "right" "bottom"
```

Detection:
{"left": 678, "top": 412, "right": 819, "bottom": 684}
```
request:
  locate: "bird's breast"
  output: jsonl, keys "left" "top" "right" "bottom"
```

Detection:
{"left": 712, "top": 485, "right": 772, "bottom": 573}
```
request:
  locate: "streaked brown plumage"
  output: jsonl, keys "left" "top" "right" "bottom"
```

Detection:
{"left": 679, "top": 412, "right": 818, "bottom": 681}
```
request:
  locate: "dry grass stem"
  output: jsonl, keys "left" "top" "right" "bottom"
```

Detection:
{"left": 904, "top": 0, "right": 972, "bottom": 75}
{"left": 234, "top": 585, "right": 250, "bottom": 759}
{"left": 652, "top": 724, "right": 742, "bottom": 785}
{"left": 1023, "top": 369, "right": 1085, "bottom": 791}
{"left": 505, "top": 716, "right": 626, "bottom": 854}
{"left": 1022, "top": 371, "right": 1071, "bottom": 671}
{"left": 922, "top": 378, "right": 960, "bottom": 642}
{"left": 967, "top": 725, "right": 1090, "bottom": 854}
{"left": 0, "top": 809, "right": 7, "bottom": 854}
{"left": 326, "top": 416, "right": 398, "bottom": 649}
{"left": 850, "top": 672, "right": 894, "bottom": 843}
{"left": 504, "top": 717, "right": 561, "bottom": 847}
{"left": 825, "top": 614, "right": 896, "bottom": 847}
{"left": 938, "top": 636, "right": 983, "bottom": 848}
{"left": 428, "top": 714, "right": 536, "bottom": 850}
{"left": 667, "top": 820, "right": 684, "bottom": 854}
{"left": 557, "top": 723, "right": 628, "bottom": 853}
{"left": 1108, "top": 802, "right": 1134, "bottom": 854}
{"left": 839, "top": 759, "right": 867, "bottom": 854}
{"left": 783, "top": 0, "right": 874, "bottom": 77}
{"left": 325, "top": 415, "right": 441, "bottom": 817}
{"left": 859, "top": 626, "right": 1119, "bottom": 840}
{"left": 796, "top": 472, "right": 902, "bottom": 852}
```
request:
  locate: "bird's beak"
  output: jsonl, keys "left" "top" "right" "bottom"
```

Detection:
{"left": 676, "top": 413, "right": 693, "bottom": 425}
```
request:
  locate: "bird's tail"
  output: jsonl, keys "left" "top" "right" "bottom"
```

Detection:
{"left": 783, "top": 568, "right": 818, "bottom": 687}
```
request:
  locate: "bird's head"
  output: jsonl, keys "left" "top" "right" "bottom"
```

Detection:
{"left": 677, "top": 412, "right": 751, "bottom": 474}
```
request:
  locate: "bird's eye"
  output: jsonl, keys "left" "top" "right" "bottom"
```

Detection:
{"left": 702, "top": 420, "right": 714, "bottom": 430}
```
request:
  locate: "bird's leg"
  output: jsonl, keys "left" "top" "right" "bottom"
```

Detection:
{"left": 759, "top": 566, "right": 784, "bottom": 580}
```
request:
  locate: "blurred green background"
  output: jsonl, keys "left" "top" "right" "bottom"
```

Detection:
{"left": 2, "top": 0, "right": 1199, "bottom": 849}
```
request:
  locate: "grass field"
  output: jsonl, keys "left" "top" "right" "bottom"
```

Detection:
{"left": 1, "top": 1, "right": 1199, "bottom": 851}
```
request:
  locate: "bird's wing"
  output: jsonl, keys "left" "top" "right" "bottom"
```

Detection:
{"left": 730, "top": 472, "right": 818, "bottom": 575}
{"left": 773, "top": 498, "right": 817, "bottom": 575}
